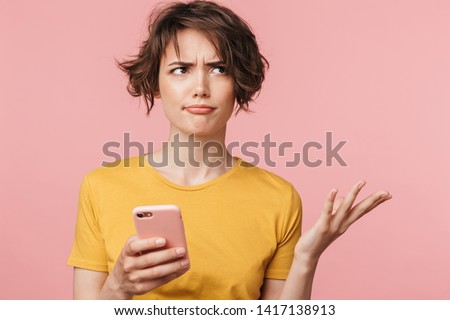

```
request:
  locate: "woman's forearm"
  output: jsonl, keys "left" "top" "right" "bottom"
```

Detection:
{"left": 279, "top": 255, "right": 319, "bottom": 300}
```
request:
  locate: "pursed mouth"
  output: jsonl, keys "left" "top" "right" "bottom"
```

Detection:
{"left": 183, "top": 104, "right": 216, "bottom": 114}
{"left": 183, "top": 104, "right": 215, "bottom": 110}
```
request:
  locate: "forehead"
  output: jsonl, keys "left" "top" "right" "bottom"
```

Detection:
{"left": 161, "top": 29, "right": 221, "bottom": 63}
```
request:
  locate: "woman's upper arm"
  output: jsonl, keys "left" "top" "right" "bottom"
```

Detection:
{"left": 260, "top": 278, "right": 285, "bottom": 300}
{"left": 73, "top": 267, "right": 108, "bottom": 299}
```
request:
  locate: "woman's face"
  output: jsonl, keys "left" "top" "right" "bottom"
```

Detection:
{"left": 157, "top": 28, "right": 235, "bottom": 138}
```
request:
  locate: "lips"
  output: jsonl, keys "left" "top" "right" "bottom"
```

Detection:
{"left": 184, "top": 104, "right": 215, "bottom": 115}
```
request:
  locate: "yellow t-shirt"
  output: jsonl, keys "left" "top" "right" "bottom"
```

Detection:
{"left": 67, "top": 154, "right": 302, "bottom": 299}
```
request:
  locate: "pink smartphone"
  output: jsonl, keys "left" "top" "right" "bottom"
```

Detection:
{"left": 132, "top": 205, "right": 188, "bottom": 255}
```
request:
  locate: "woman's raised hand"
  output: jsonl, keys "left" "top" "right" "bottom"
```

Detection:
{"left": 294, "top": 180, "right": 392, "bottom": 261}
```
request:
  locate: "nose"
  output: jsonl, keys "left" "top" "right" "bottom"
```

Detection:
{"left": 193, "top": 72, "right": 210, "bottom": 98}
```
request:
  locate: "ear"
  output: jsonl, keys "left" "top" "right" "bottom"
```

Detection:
{"left": 154, "top": 85, "right": 161, "bottom": 99}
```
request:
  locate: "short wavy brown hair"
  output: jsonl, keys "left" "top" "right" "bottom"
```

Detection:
{"left": 118, "top": 0, "right": 269, "bottom": 115}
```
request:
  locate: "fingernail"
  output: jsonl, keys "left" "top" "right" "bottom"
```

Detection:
{"left": 358, "top": 180, "right": 366, "bottom": 189}
{"left": 181, "top": 259, "right": 190, "bottom": 268}
{"left": 155, "top": 238, "right": 166, "bottom": 246}
{"left": 379, "top": 192, "right": 389, "bottom": 198}
{"left": 176, "top": 248, "right": 186, "bottom": 256}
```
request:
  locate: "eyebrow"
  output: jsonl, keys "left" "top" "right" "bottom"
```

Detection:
{"left": 167, "top": 60, "right": 225, "bottom": 67}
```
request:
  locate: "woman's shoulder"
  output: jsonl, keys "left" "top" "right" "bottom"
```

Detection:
{"left": 236, "top": 158, "right": 298, "bottom": 193}
{"left": 82, "top": 154, "right": 146, "bottom": 183}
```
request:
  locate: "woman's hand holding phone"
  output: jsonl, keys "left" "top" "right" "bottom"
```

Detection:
{"left": 99, "top": 235, "right": 189, "bottom": 299}
{"left": 99, "top": 205, "right": 190, "bottom": 299}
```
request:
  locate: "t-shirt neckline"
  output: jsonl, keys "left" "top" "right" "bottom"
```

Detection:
{"left": 141, "top": 154, "right": 242, "bottom": 191}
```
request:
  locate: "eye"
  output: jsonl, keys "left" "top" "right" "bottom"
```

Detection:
{"left": 171, "top": 67, "right": 188, "bottom": 75}
{"left": 212, "top": 66, "right": 226, "bottom": 74}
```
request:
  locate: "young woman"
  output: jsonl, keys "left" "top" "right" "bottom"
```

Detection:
{"left": 68, "top": 0, "right": 392, "bottom": 299}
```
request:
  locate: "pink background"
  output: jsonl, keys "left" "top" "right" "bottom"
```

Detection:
{"left": 1, "top": 0, "right": 449, "bottom": 299}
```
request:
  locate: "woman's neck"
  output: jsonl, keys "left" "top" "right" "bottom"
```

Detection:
{"left": 147, "top": 129, "right": 236, "bottom": 186}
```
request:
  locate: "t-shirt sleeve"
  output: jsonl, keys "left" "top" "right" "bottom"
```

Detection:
{"left": 264, "top": 184, "right": 302, "bottom": 279}
{"left": 67, "top": 175, "right": 109, "bottom": 272}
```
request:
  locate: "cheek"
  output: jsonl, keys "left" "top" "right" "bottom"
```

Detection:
{"left": 218, "top": 79, "right": 236, "bottom": 103}
{"left": 159, "top": 81, "right": 179, "bottom": 106}
{"left": 162, "top": 80, "right": 189, "bottom": 101}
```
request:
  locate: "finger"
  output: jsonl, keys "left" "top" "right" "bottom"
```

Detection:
{"left": 145, "top": 272, "right": 182, "bottom": 290}
{"left": 133, "top": 247, "right": 187, "bottom": 269}
{"left": 346, "top": 191, "right": 392, "bottom": 225}
{"left": 332, "top": 196, "right": 345, "bottom": 215}
{"left": 363, "top": 192, "right": 392, "bottom": 213}
{"left": 124, "top": 237, "right": 167, "bottom": 256}
{"left": 133, "top": 271, "right": 186, "bottom": 295}
{"left": 335, "top": 180, "right": 366, "bottom": 218}
{"left": 321, "top": 188, "right": 338, "bottom": 218}
{"left": 134, "top": 258, "right": 190, "bottom": 282}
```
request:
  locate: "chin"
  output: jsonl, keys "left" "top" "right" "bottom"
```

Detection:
{"left": 185, "top": 129, "right": 213, "bottom": 137}
{"left": 183, "top": 126, "right": 223, "bottom": 138}
{"left": 171, "top": 119, "right": 226, "bottom": 138}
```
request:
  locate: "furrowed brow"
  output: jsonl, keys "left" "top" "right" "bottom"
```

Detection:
{"left": 167, "top": 60, "right": 225, "bottom": 67}
{"left": 167, "top": 61, "right": 193, "bottom": 67}
{"left": 205, "top": 60, "right": 225, "bottom": 66}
